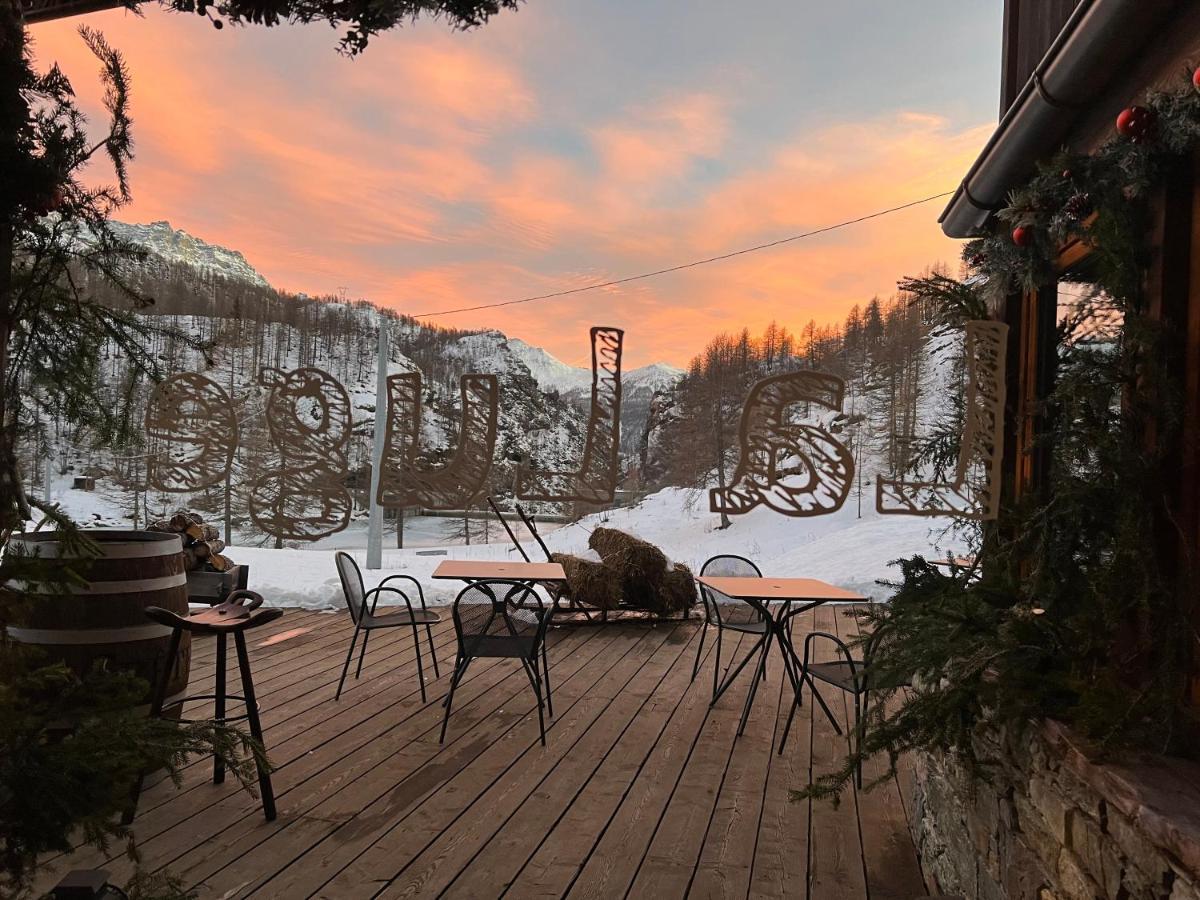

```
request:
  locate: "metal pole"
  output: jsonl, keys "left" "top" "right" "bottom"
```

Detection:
{"left": 366, "top": 318, "right": 390, "bottom": 569}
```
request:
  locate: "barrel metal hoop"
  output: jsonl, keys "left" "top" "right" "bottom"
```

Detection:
{"left": 6, "top": 622, "right": 175, "bottom": 644}
{"left": 9, "top": 573, "right": 188, "bottom": 595}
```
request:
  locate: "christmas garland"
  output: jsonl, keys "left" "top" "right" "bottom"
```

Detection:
{"left": 965, "top": 67, "right": 1200, "bottom": 299}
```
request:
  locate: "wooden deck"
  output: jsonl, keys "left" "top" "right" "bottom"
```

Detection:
{"left": 36, "top": 606, "right": 926, "bottom": 899}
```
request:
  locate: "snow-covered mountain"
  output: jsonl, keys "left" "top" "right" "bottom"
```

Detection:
{"left": 474, "top": 334, "right": 683, "bottom": 398}
{"left": 107, "top": 220, "right": 270, "bottom": 288}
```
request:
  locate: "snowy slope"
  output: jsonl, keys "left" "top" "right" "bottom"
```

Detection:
{"left": 506, "top": 335, "right": 684, "bottom": 398}
{"left": 504, "top": 336, "right": 593, "bottom": 394}
{"left": 209, "top": 484, "right": 967, "bottom": 610}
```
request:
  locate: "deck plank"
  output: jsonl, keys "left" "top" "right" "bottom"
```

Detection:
{"left": 367, "top": 625, "right": 682, "bottom": 899}
{"left": 176, "top": 628, "right": 612, "bottom": 896}
{"left": 689, "top": 610, "right": 791, "bottom": 900}
{"left": 564, "top": 630, "right": 752, "bottom": 900}
{"left": 748, "top": 608, "right": 812, "bottom": 899}
{"left": 443, "top": 625, "right": 700, "bottom": 898}
{"left": 502, "top": 623, "right": 718, "bottom": 899}
{"left": 837, "top": 606, "right": 925, "bottom": 900}
{"left": 33, "top": 608, "right": 923, "bottom": 900}
{"left": 806, "top": 604, "right": 869, "bottom": 900}
{"left": 254, "top": 624, "right": 645, "bottom": 897}
{"left": 38, "top": 618, "right": 462, "bottom": 881}
{"left": 624, "top": 626, "right": 767, "bottom": 898}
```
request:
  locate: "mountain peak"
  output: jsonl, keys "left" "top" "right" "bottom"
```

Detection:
{"left": 108, "top": 219, "right": 270, "bottom": 289}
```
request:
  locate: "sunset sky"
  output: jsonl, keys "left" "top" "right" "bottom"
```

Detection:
{"left": 30, "top": 2, "right": 1002, "bottom": 368}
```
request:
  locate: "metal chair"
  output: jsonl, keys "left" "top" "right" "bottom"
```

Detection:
{"left": 777, "top": 623, "right": 901, "bottom": 788}
{"left": 440, "top": 579, "right": 554, "bottom": 746}
{"left": 334, "top": 552, "right": 440, "bottom": 702}
{"left": 691, "top": 554, "right": 772, "bottom": 704}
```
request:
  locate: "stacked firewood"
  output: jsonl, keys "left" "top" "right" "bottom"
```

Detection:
{"left": 149, "top": 511, "right": 234, "bottom": 572}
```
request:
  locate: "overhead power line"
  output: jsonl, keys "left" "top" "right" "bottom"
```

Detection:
{"left": 411, "top": 189, "right": 955, "bottom": 318}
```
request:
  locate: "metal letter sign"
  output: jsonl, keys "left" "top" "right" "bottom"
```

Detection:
{"left": 516, "top": 327, "right": 624, "bottom": 504}
{"left": 249, "top": 367, "right": 353, "bottom": 541}
{"left": 711, "top": 371, "right": 855, "bottom": 518}
{"left": 376, "top": 372, "right": 500, "bottom": 510}
{"left": 877, "top": 320, "right": 1008, "bottom": 519}
{"left": 145, "top": 373, "right": 237, "bottom": 493}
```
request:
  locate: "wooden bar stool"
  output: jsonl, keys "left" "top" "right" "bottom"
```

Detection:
{"left": 125, "top": 590, "right": 282, "bottom": 823}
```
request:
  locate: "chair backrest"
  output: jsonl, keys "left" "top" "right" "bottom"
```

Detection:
{"left": 700, "top": 555, "right": 762, "bottom": 578}
{"left": 334, "top": 552, "right": 367, "bottom": 624}
{"left": 451, "top": 579, "right": 549, "bottom": 657}
{"left": 698, "top": 554, "right": 766, "bottom": 626}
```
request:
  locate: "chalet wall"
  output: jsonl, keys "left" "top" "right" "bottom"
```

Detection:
{"left": 909, "top": 723, "right": 1200, "bottom": 900}
{"left": 1065, "top": 3, "right": 1200, "bottom": 154}
{"left": 1001, "top": 0, "right": 1086, "bottom": 113}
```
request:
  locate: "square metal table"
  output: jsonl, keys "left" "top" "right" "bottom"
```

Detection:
{"left": 696, "top": 575, "right": 867, "bottom": 737}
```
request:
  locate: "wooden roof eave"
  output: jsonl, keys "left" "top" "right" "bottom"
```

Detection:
{"left": 940, "top": 0, "right": 1181, "bottom": 239}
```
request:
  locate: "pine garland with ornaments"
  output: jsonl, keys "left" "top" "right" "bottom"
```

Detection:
{"left": 964, "top": 68, "right": 1200, "bottom": 301}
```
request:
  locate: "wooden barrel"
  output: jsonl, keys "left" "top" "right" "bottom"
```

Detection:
{"left": 5, "top": 530, "right": 191, "bottom": 706}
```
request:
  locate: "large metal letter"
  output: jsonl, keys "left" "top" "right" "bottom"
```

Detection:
{"left": 876, "top": 320, "right": 1008, "bottom": 519}
{"left": 711, "top": 371, "right": 854, "bottom": 518}
{"left": 145, "top": 372, "right": 237, "bottom": 492}
{"left": 515, "top": 326, "right": 623, "bottom": 504}
{"left": 249, "top": 367, "right": 352, "bottom": 541}
{"left": 376, "top": 372, "right": 499, "bottom": 510}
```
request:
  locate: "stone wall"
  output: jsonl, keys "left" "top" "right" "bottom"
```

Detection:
{"left": 908, "top": 721, "right": 1200, "bottom": 900}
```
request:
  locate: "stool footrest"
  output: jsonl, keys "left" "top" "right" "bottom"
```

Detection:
{"left": 161, "top": 693, "right": 257, "bottom": 726}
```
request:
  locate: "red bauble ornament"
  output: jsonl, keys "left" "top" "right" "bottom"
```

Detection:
{"left": 1116, "top": 105, "right": 1156, "bottom": 141}
{"left": 1012, "top": 225, "right": 1033, "bottom": 247}
{"left": 1193, "top": 66, "right": 1200, "bottom": 91}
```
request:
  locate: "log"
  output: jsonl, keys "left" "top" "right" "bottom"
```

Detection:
{"left": 168, "top": 511, "right": 202, "bottom": 532}
{"left": 193, "top": 538, "right": 226, "bottom": 559}
{"left": 207, "top": 553, "right": 234, "bottom": 572}
{"left": 184, "top": 522, "right": 219, "bottom": 544}
{"left": 181, "top": 547, "right": 202, "bottom": 571}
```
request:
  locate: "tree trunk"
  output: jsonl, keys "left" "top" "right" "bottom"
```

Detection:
{"left": 0, "top": 4, "right": 27, "bottom": 535}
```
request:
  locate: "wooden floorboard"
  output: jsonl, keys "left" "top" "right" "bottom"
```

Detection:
{"left": 35, "top": 607, "right": 925, "bottom": 899}
{"left": 806, "top": 605, "right": 869, "bottom": 900}
{"left": 837, "top": 608, "right": 925, "bottom": 900}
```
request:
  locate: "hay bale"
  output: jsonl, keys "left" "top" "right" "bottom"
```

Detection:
{"left": 552, "top": 552, "right": 621, "bottom": 610}
{"left": 660, "top": 562, "right": 697, "bottom": 615}
{"left": 588, "top": 527, "right": 670, "bottom": 611}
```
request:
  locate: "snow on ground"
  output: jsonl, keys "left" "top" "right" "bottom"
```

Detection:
{"left": 226, "top": 486, "right": 967, "bottom": 610}
{"left": 38, "top": 465, "right": 967, "bottom": 613}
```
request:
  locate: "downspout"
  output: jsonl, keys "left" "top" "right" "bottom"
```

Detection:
{"left": 941, "top": 0, "right": 1182, "bottom": 239}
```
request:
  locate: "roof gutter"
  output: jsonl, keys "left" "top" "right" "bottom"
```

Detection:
{"left": 940, "top": 0, "right": 1181, "bottom": 238}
